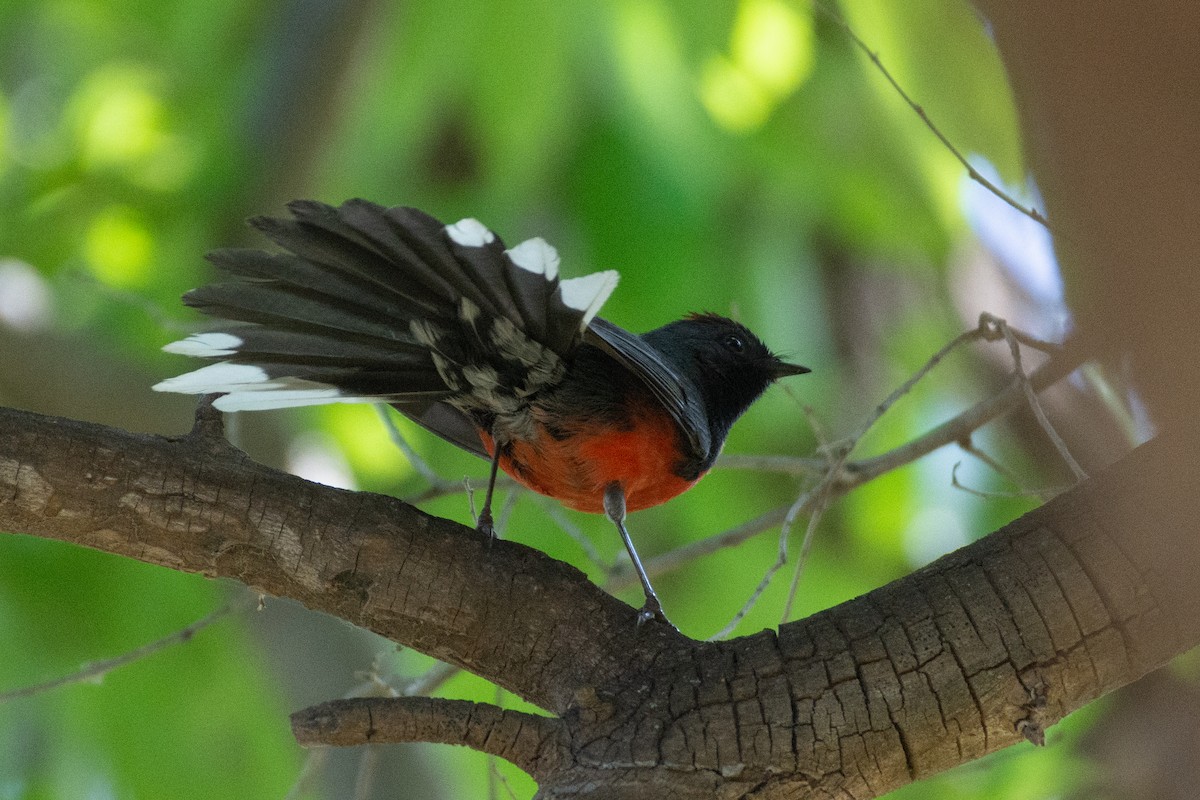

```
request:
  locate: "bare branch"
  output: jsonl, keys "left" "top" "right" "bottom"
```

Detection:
{"left": 0, "top": 592, "right": 252, "bottom": 703}
{"left": 375, "top": 405, "right": 447, "bottom": 488}
{"left": 291, "top": 696, "right": 565, "bottom": 777}
{"left": 716, "top": 453, "right": 827, "bottom": 474}
{"left": 812, "top": 1, "right": 1052, "bottom": 231}
{"left": 950, "top": 461, "right": 1067, "bottom": 501}
{"left": 985, "top": 314, "right": 1088, "bottom": 481}
{"left": 402, "top": 661, "right": 461, "bottom": 697}
{"left": 849, "top": 348, "right": 1081, "bottom": 483}
{"left": 955, "top": 440, "right": 1062, "bottom": 502}
{"left": 780, "top": 479, "right": 834, "bottom": 624}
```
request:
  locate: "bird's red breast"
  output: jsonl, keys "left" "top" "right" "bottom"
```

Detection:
{"left": 478, "top": 399, "right": 702, "bottom": 514}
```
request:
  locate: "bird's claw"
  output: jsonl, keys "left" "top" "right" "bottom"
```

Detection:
{"left": 476, "top": 509, "right": 496, "bottom": 547}
{"left": 635, "top": 597, "right": 676, "bottom": 631}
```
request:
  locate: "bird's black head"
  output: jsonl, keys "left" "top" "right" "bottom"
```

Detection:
{"left": 643, "top": 313, "right": 809, "bottom": 447}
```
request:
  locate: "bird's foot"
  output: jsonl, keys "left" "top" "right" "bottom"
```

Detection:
{"left": 476, "top": 508, "right": 496, "bottom": 547}
{"left": 635, "top": 596, "right": 676, "bottom": 631}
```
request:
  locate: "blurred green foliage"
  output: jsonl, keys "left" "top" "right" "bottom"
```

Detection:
{"left": 0, "top": 0, "right": 1104, "bottom": 798}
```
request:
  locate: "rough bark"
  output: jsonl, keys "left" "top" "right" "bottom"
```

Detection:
{"left": 1, "top": 403, "right": 1196, "bottom": 798}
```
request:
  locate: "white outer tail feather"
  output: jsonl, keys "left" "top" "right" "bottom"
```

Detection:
{"left": 506, "top": 237, "right": 560, "bottom": 281}
{"left": 445, "top": 218, "right": 495, "bottom": 247}
{"left": 213, "top": 389, "right": 379, "bottom": 412}
{"left": 152, "top": 362, "right": 272, "bottom": 393}
{"left": 161, "top": 332, "right": 244, "bottom": 357}
{"left": 559, "top": 270, "right": 619, "bottom": 329}
{"left": 153, "top": 362, "right": 384, "bottom": 411}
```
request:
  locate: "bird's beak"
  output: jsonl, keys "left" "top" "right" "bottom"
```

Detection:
{"left": 771, "top": 360, "right": 811, "bottom": 379}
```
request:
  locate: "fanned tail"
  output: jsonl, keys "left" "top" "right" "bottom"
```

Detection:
{"left": 154, "top": 199, "right": 618, "bottom": 453}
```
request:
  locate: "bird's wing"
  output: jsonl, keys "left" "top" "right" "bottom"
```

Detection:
{"left": 390, "top": 399, "right": 491, "bottom": 458}
{"left": 585, "top": 317, "right": 712, "bottom": 463}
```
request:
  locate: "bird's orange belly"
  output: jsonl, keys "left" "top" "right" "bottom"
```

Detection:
{"left": 479, "top": 411, "right": 702, "bottom": 514}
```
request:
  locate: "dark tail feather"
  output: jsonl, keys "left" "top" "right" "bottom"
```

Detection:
{"left": 276, "top": 200, "right": 515, "bottom": 322}
{"left": 154, "top": 199, "right": 619, "bottom": 427}
{"left": 205, "top": 248, "right": 446, "bottom": 320}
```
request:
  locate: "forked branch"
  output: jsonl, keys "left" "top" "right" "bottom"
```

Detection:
{"left": 2, "top": 401, "right": 1198, "bottom": 799}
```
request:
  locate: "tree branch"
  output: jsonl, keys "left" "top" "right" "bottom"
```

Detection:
{"left": 0, "top": 404, "right": 689, "bottom": 715}
{"left": 2, "top": 403, "right": 1196, "bottom": 798}
{"left": 291, "top": 696, "right": 566, "bottom": 777}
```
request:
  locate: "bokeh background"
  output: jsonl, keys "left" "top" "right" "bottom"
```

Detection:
{"left": 0, "top": 0, "right": 1182, "bottom": 798}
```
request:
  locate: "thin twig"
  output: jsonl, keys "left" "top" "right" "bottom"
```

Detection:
{"left": 489, "top": 760, "right": 520, "bottom": 800}
{"left": 375, "top": 405, "right": 451, "bottom": 488}
{"left": 707, "top": 394, "right": 841, "bottom": 637}
{"left": 608, "top": 505, "right": 791, "bottom": 593}
{"left": 956, "top": 437, "right": 1057, "bottom": 502}
{"left": 985, "top": 314, "right": 1088, "bottom": 481}
{"left": 1078, "top": 363, "right": 1145, "bottom": 448}
{"left": 707, "top": 401, "right": 836, "bottom": 640}
{"left": 705, "top": 560, "right": 783, "bottom": 641}
{"left": 704, "top": 479, "right": 830, "bottom": 640}
{"left": 282, "top": 748, "right": 330, "bottom": 800}
{"left": 493, "top": 489, "right": 521, "bottom": 539}
{"left": 401, "top": 661, "right": 461, "bottom": 697}
{"left": 956, "top": 438, "right": 1020, "bottom": 486}
{"left": 801, "top": 403, "right": 832, "bottom": 448}
{"left": 353, "top": 746, "right": 381, "bottom": 800}
{"left": 540, "top": 501, "right": 609, "bottom": 569}
{"left": 487, "top": 684, "right": 503, "bottom": 800}
{"left": 465, "top": 477, "right": 479, "bottom": 525}
{"left": 704, "top": 491, "right": 814, "bottom": 641}
{"left": 350, "top": 650, "right": 404, "bottom": 699}
{"left": 849, "top": 348, "right": 1081, "bottom": 484}
{"left": 1005, "top": 327, "right": 1063, "bottom": 355}
{"left": 950, "top": 461, "right": 1068, "bottom": 500}
{"left": 812, "top": 1, "right": 1052, "bottom": 231}
{"left": 716, "top": 453, "right": 827, "bottom": 474}
{"left": 0, "top": 593, "right": 252, "bottom": 703}
{"left": 404, "top": 474, "right": 516, "bottom": 505}
{"left": 780, "top": 472, "right": 838, "bottom": 624}
{"left": 376, "top": 404, "right": 522, "bottom": 509}
{"left": 851, "top": 324, "right": 991, "bottom": 445}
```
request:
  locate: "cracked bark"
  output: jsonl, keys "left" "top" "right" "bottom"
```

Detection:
{"left": 1, "top": 404, "right": 1196, "bottom": 799}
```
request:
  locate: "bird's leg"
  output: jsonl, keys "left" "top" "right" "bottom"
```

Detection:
{"left": 603, "top": 483, "right": 673, "bottom": 628}
{"left": 476, "top": 443, "right": 504, "bottom": 544}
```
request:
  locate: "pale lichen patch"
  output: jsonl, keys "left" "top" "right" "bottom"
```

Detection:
{"left": 0, "top": 457, "right": 54, "bottom": 514}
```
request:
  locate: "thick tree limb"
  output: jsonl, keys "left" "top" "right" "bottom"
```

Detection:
{"left": 1, "top": 402, "right": 1197, "bottom": 798}
{"left": 0, "top": 404, "right": 688, "bottom": 714}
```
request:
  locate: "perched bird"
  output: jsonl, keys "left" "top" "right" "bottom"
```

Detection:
{"left": 154, "top": 200, "right": 808, "bottom": 625}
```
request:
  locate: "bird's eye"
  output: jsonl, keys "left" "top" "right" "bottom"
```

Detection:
{"left": 722, "top": 333, "right": 746, "bottom": 353}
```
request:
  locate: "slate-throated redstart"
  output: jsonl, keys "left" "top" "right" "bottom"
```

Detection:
{"left": 154, "top": 199, "right": 809, "bottom": 625}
